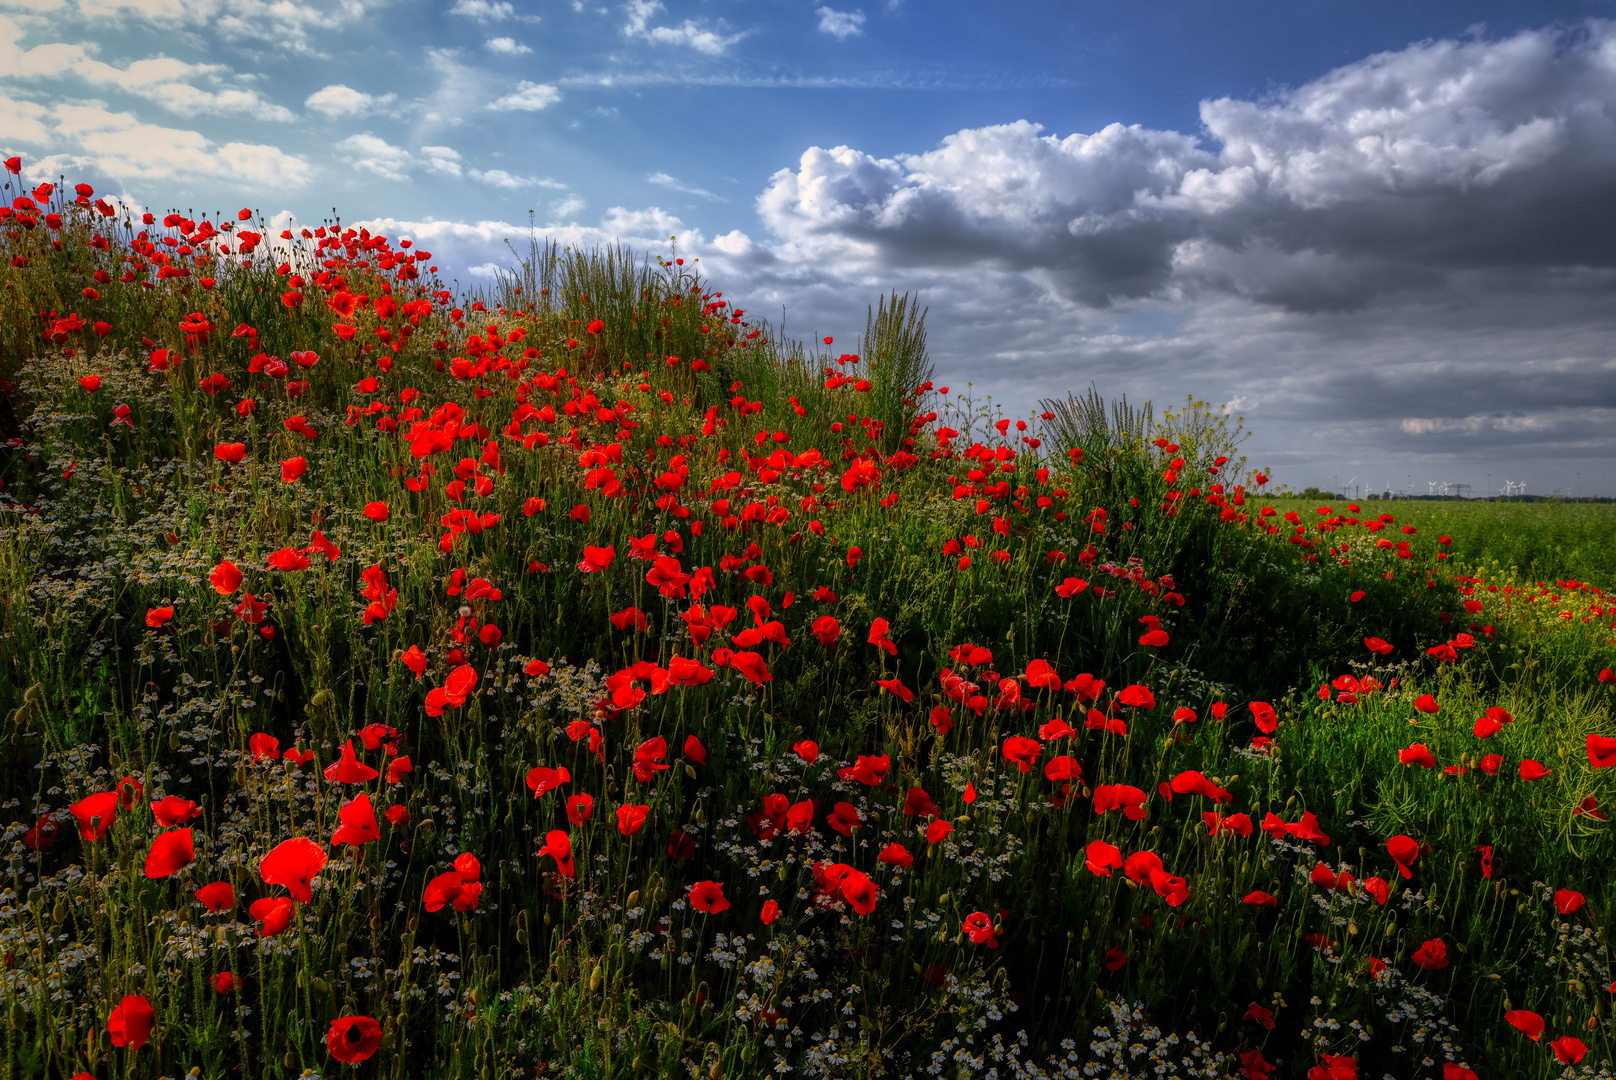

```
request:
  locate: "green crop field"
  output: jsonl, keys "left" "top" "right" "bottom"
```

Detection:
{"left": 0, "top": 178, "right": 1613, "bottom": 1080}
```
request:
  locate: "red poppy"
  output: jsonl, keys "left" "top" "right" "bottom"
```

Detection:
{"left": 567, "top": 793, "right": 594, "bottom": 826}
{"left": 578, "top": 544, "right": 615, "bottom": 573}
{"left": 212, "top": 972, "right": 238, "bottom": 994}
{"left": 925, "top": 820, "right": 953, "bottom": 844}
{"left": 1055, "top": 577, "right": 1088, "bottom": 598}
{"left": 683, "top": 735, "right": 706, "bottom": 765}
{"left": 878, "top": 842, "right": 913, "bottom": 867}
{"left": 537, "top": 830, "right": 576, "bottom": 878}
{"left": 1092, "top": 784, "right": 1148, "bottom": 821}
{"left": 151, "top": 795, "right": 199, "bottom": 826}
{"left": 1001, "top": 735, "right": 1042, "bottom": 772}
{"left": 70, "top": 791, "right": 118, "bottom": 841}
{"left": 107, "top": 995, "right": 154, "bottom": 1051}
{"left": 1479, "top": 753, "right": 1502, "bottom": 775}
{"left": 1413, "top": 694, "right": 1440, "bottom": 714}
{"left": 667, "top": 830, "right": 696, "bottom": 859}
{"left": 962, "top": 911, "right": 997, "bottom": 947}
{"left": 1044, "top": 755, "right": 1081, "bottom": 783}
{"left": 1551, "top": 1036, "right": 1588, "bottom": 1064}
{"left": 248, "top": 733, "right": 280, "bottom": 761}
{"left": 1504, "top": 1009, "right": 1544, "bottom": 1040}
{"left": 362, "top": 501, "right": 389, "bottom": 522}
{"left": 331, "top": 793, "right": 381, "bottom": 847}
{"left": 1117, "top": 685, "right": 1155, "bottom": 709}
{"left": 259, "top": 836, "right": 328, "bottom": 903}
{"left": 1442, "top": 1065, "right": 1478, "bottom": 1080}
{"left": 209, "top": 560, "right": 243, "bottom": 594}
{"left": 1386, "top": 835, "right": 1419, "bottom": 878}
{"left": 145, "top": 606, "right": 175, "bottom": 628}
{"left": 526, "top": 764, "right": 571, "bottom": 797}
{"left": 1241, "top": 890, "right": 1278, "bottom": 906}
{"left": 761, "top": 899, "right": 780, "bottom": 924}
{"left": 328, "top": 1015, "right": 383, "bottom": 1063}
{"left": 811, "top": 615, "right": 841, "bottom": 647}
{"left": 386, "top": 756, "right": 413, "bottom": 784}
{"left": 1555, "top": 888, "right": 1586, "bottom": 914}
{"left": 195, "top": 881, "right": 234, "bottom": 912}
{"left": 616, "top": 804, "right": 649, "bottom": 835}
{"left": 827, "top": 801, "right": 861, "bottom": 836}
{"left": 1364, "top": 637, "right": 1393, "bottom": 655}
{"left": 1397, "top": 744, "right": 1436, "bottom": 768}
{"left": 1085, "top": 840, "right": 1122, "bottom": 877}
{"left": 690, "top": 880, "right": 729, "bottom": 913}
{"left": 214, "top": 442, "right": 247, "bottom": 463}
{"left": 323, "top": 739, "right": 379, "bottom": 783}
{"left": 1102, "top": 946, "right": 1126, "bottom": 970}
{"left": 145, "top": 828, "right": 194, "bottom": 878}
{"left": 1411, "top": 938, "right": 1447, "bottom": 970}
{"left": 1587, "top": 734, "right": 1616, "bottom": 769}
{"left": 793, "top": 740, "right": 819, "bottom": 763}
{"left": 1519, "top": 759, "right": 1551, "bottom": 781}
{"left": 250, "top": 896, "right": 295, "bottom": 936}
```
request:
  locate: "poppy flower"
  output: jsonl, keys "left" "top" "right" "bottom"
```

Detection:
{"left": 962, "top": 911, "right": 998, "bottom": 947}
{"left": 1241, "top": 890, "right": 1278, "bottom": 906}
{"left": 151, "top": 795, "right": 199, "bottom": 826}
{"left": 827, "top": 801, "right": 861, "bottom": 836}
{"left": 144, "top": 828, "right": 194, "bottom": 878}
{"left": 249, "top": 896, "right": 295, "bottom": 936}
{"left": 1397, "top": 744, "right": 1436, "bottom": 768}
{"left": 566, "top": 792, "right": 594, "bottom": 826}
{"left": 362, "top": 501, "right": 389, "bottom": 522}
{"left": 1001, "top": 735, "right": 1042, "bottom": 772}
{"left": 1411, "top": 938, "right": 1447, "bottom": 970}
{"left": 209, "top": 560, "right": 243, "bottom": 595}
{"left": 212, "top": 972, "right": 238, "bottom": 994}
{"left": 811, "top": 615, "right": 841, "bottom": 647}
{"left": 248, "top": 733, "right": 280, "bottom": 761}
{"left": 683, "top": 735, "right": 706, "bottom": 765}
{"left": 386, "top": 805, "right": 410, "bottom": 827}
{"left": 878, "top": 842, "right": 913, "bottom": 868}
{"left": 578, "top": 545, "right": 615, "bottom": 573}
{"left": 667, "top": 830, "right": 696, "bottom": 859}
{"left": 1055, "top": 577, "right": 1088, "bottom": 598}
{"left": 537, "top": 830, "right": 576, "bottom": 878}
{"left": 324, "top": 739, "right": 379, "bottom": 783}
{"left": 925, "top": 820, "right": 953, "bottom": 844}
{"left": 1414, "top": 694, "right": 1440, "bottom": 714}
{"left": 1504, "top": 1009, "right": 1545, "bottom": 1040}
{"left": 1044, "top": 755, "right": 1081, "bottom": 783}
{"left": 761, "top": 899, "right": 780, "bottom": 924}
{"left": 280, "top": 457, "right": 307, "bottom": 482}
{"left": 1092, "top": 784, "right": 1148, "bottom": 821}
{"left": 1479, "top": 753, "right": 1502, "bottom": 775}
{"left": 22, "top": 815, "right": 59, "bottom": 850}
{"left": 690, "top": 880, "right": 729, "bottom": 913}
{"left": 1519, "top": 759, "right": 1551, "bottom": 781}
{"left": 1551, "top": 1036, "right": 1588, "bottom": 1064}
{"left": 1102, "top": 946, "right": 1126, "bottom": 970}
{"left": 214, "top": 442, "right": 246, "bottom": 463}
{"left": 259, "top": 836, "right": 328, "bottom": 903}
{"left": 385, "top": 756, "right": 413, "bottom": 784}
{"left": 1586, "top": 734, "right": 1616, "bottom": 769}
{"left": 1117, "top": 685, "right": 1155, "bottom": 709}
{"left": 423, "top": 870, "right": 479, "bottom": 911}
{"left": 195, "top": 881, "right": 234, "bottom": 912}
{"left": 1364, "top": 637, "right": 1393, "bottom": 655}
{"left": 144, "top": 606, "right": 176, "bottom": 628}
{"left": 616, "top": 804, "right": 649, "bottom": 835}
{"left": 107, "top": 995, "right": 154, "bottom": 1051}
{"left": 1554, "top": 888, "right": 1586, "bottom": 915}
{"left": 1085, "top": 840, "right": 1122, "bottom": 877}
{"left": 1386, "top": 835, "right": 1419, "bottom": 878}
{"left": 1442, "top": 1065, "right": 1478, "bottom": 1080}
{"left": 1204, "top": 811, "right": 1253, "bottom": 837}
{"left": 839, "top": 870, "right": 878, "bottom": 915}
{"left": 70, "top": 791, "right": 118, "bottom": 841}
{"left": 331, "top": 793, "right": 381, "bottom": 847}
{"left": 327, "top": 1015, "right": 383, "bottom": 1063}
{"left": 1249, "top": 701, "right": 1277, "bottom": 733}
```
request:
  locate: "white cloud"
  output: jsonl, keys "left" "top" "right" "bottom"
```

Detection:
{"left": 486, "top": 36, "right": 530, "bottom": 55}
{"left": 29, "top": 100, "right": 311, "bottom": 185}
{"left": 549, "top": 193, "right": 584, "bottom": 218}
{"left": 305, "top": 83, "right": 392, "bottom": 117}
{"left": 419, "top": 144, "right": 463, "bottom": 177}
{"left": 815, "top": 6, "right": 863, "bottom": 39}
{"left": 647, "top": 170, "right": 724, "bottom": 201}
{"left": 489, "top": 80, "right": 560, "bottom": 110}
{"left": 470, "top": 167, "right": 535, "bottom": 188}
{"left": 336, "top": 133, "right": 413, "bottom": 180}
{"left": 450, "top": 0, "right": 514, "bottom": 19}
{"left": 0, "top": 91, "right": 49, "bottom": 141}
{"left": 75, "top": 0, "right": 388, "bottom": 52}
{"left": 622, "top": 0, "right": 744, "bottom": 55}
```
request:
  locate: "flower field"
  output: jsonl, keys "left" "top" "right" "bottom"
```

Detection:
{"left": 1, "top": 165, "right": 1614, "bottom": 1080}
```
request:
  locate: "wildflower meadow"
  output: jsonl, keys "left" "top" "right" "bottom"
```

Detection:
{"left": 1, "top": 161, "right": 1614, "bottom": 1080}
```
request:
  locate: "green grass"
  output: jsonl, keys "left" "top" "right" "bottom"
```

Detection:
{"left": 0, "top": 181, "right": 1613, "bottom": 1080}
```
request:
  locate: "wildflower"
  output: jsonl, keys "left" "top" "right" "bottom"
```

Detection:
{"left": 259, "top": 837, "right": 328, "bottom": 903}
{"left": 690, "top": 880, "right": 729, "bottom": 913}
{"left": 962, "top": 911, "right": 997, "bottom": 947}
{"left": 195, "top": 882, "right": 234, "bottom": 912}
{"left": 107, "top": 995, "right": 155, "bottom": 1051}
{"left": 144, "top": 828, "right": 194, "bottom": 878}
{"left": 328, "top": 1016, "right": 383, "bottom": 1063}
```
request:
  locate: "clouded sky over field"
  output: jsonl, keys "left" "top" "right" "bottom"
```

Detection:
{"left": 4, "top": 0, "right": 1615, "bottom": 495}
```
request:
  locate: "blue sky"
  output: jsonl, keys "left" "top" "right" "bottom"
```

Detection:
{"left": 5, "top": 0, "right": 1615, "bottom": 495}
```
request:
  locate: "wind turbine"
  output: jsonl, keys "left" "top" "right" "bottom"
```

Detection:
{"left": 1428, "top": 481, "right": 1439, "bottom": 496}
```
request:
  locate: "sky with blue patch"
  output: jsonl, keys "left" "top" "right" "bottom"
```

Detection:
{"left": 4, "top": 0, "right": 1614, "bottom": 495}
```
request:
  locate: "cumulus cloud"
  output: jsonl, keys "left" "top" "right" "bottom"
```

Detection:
{"left": 305, "top": 83, "right": 393, "bottom": 117}
{"left": 622, "top": 0, "right": 744, "bottom": 55}
{"left": 450, "top": 0, "right": 513, "bottom": 18}
{"left": 489, "top": 79, "right": 560, "bottom": 110}
{"left": 759, "top": 24, "right": 1616, "bottom": 315}
{"left": 14, "top": 99, "right": 310, "bottom": 185}
{"left": 816, "top": 6, "right": 864, "bottom": 39}
{"left": 486, "top": 36, "right": 530, "bottom": 54}
{"left": 336, "top": 133, "right": 414, "bottom": 180}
